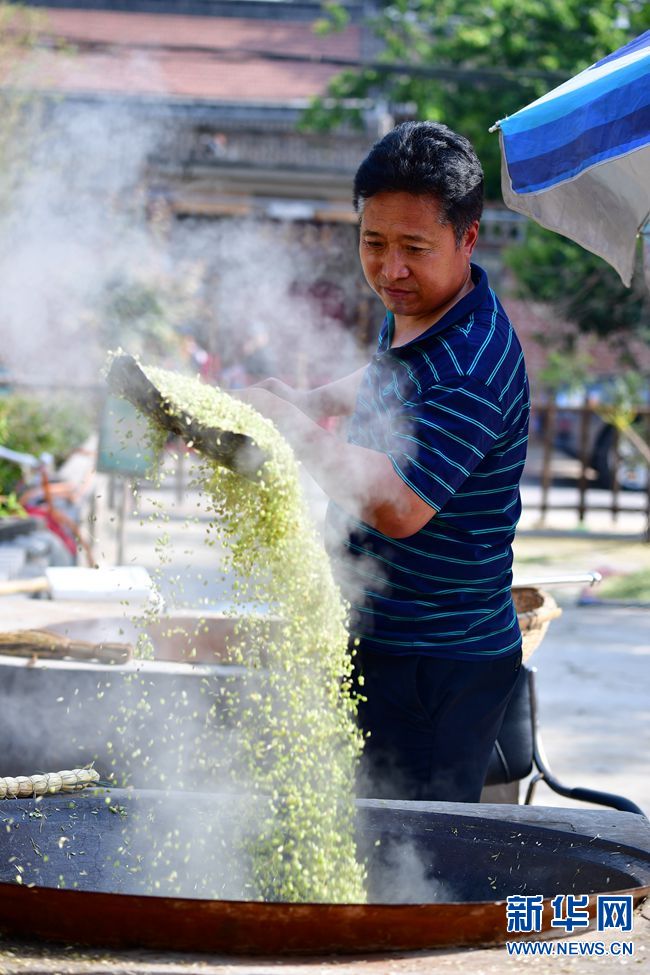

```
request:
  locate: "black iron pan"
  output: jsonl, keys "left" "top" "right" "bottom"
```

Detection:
{"left": 0, "top": 790, "right": 648, "bottom": 954}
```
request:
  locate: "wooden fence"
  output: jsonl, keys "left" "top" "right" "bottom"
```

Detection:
{"left": 530, "top": 402, "right": 650, "bottom": 540}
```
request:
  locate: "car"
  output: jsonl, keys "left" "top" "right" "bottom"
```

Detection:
{"left": 552, "top": 376, "right": 650, "bottom": 491}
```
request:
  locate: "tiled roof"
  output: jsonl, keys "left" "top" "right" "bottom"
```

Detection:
{"left": 10, "top": 7, "right": 362, "bottom": 102}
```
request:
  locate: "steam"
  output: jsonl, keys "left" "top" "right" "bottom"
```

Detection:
{"left": 0, "top": 100, "right": 162, "bottom": 382}
{"left": 0, "top": 91, "right": 370, "bottom": 395}
{"left": 0, "top": 86, "right": 437, "bottom": 907}
{"left": 175, "top": 217, "right": 367, "bottom": 386}
{"left": 368, "top": 834, "right": 460, "bottom": 904}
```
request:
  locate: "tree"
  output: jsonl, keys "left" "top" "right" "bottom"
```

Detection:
{"left": 305, "top": 1, "right": 650, "bottom": 343}
{"left": 96, "top": 268, "right": 202, "bottom": 360}
{"left": 306, "top": 0, "right": 649, "bottom": 198}
{"left": 505, "top": 225, "right": 649, "bottom": 343}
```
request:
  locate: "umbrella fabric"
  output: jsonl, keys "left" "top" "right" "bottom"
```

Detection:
{"left": 495, "top": 31, "right": 650, "bottom": 286}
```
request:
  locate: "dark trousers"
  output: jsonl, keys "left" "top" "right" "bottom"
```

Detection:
{"left": 354, "top": 646, "right": 522, "bottom": 803}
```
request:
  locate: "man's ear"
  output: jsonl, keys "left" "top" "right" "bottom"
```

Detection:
{"left": 463, "top": 220, "right": 480, "bottom": 257}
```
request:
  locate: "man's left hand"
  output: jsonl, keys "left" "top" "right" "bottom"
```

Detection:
{"left": 231, "top": 386, "right": 292, "bottom": 430}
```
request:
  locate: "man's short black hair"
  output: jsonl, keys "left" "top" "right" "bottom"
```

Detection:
{"left": 353, "top": 121, "right": 484, "bottom": 244}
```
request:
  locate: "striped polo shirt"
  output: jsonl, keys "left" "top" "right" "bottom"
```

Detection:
{"left": 326, "top": 264, "right": 530, "bottom": 660}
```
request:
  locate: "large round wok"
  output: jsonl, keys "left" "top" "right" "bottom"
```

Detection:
{"left": 0, "top": 790, "right": 647, "bottom": 954}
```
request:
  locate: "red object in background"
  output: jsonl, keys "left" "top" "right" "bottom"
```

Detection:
{"left": 23, "top": 504, "right": 78, "bottom": 557}
{"left": 290, "top": 280, "right": 347, "bottom": 323}
{"left": 199, "top": 353, "right": 221, "bottom": 383}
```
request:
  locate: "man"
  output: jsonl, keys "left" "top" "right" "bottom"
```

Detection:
{"left": 238, "top": 121, "right": 529, "bottom": 803}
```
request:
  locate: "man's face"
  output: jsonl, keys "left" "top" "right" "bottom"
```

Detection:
{"left": 359, "top": 191, "right": 478, "bottom": 329}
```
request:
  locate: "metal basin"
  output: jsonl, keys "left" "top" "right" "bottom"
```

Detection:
{"left": 45, "top": 612, "right": 256, "bottom": 664}
{"left": 0, "top": 614, "right": 255, "bottom": 785}
{"left": 0, "top": 791, "right": 648, "bottom": 954}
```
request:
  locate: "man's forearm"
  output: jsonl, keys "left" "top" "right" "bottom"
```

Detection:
{"left": 274, "top": 400, "right": 381, "bottom": 510}
{"left": 254, "top": 367, "right": 367, "bottom": 421}
{"left": 248, "top": 390, "right": 434, "bottom": 537}
{"left": 303, "top": 368, "right": 367, "bottom": 419}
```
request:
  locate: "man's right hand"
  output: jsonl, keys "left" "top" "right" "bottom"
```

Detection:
{"left": 233, "top": 373, "right": 436, "bottom": 538}
{"left": 252, "top": 377, "right": 300, "bottom": 405}
{"left": 251, "top": 367, "right": 368, "bottom": 422}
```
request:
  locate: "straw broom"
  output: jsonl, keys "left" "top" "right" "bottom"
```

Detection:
{"left": 0, "top": 629, "right": 132, "bottom": 664}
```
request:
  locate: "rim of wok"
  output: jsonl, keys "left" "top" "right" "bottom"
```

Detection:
{"left": 0, "top": 881, "right": 646, "bottom": 954}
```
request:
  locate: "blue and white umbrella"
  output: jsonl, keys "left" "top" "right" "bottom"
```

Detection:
{"left": 492, "top": 30, "right": 650, "bottom": 286}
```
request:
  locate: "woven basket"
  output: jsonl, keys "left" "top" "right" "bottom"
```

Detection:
{"left": 513, "top": 587, "right": 562, "bottom": 662}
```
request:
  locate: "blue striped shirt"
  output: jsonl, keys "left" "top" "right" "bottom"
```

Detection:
{"left": 326, "top": 264, "right": 530, "bottom": 659}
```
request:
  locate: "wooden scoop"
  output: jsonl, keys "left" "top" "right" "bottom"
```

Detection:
{"left": 106, "top": 355, "right": 267, "bottom": 480}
